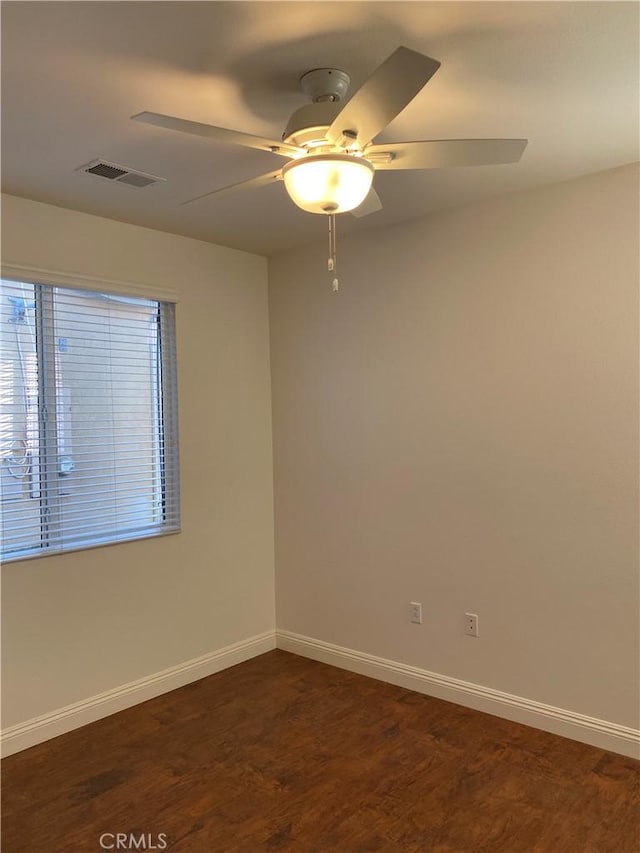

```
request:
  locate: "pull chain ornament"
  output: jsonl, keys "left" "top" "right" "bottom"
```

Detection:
{"left": 328, "top": 213, "right": 339, "bottom": 292}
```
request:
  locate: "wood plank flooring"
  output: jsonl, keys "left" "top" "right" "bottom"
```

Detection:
{"left": 2, "top": 650, "right": 639, "bottom": 852}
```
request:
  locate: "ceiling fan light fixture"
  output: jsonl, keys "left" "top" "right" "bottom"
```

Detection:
{"left": 282, "top": 153, "right": 374, "bottom": 214}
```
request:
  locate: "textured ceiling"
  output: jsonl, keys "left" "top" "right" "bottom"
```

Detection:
{"left": 2, "top": 1, "right": 638, "bottom": 256}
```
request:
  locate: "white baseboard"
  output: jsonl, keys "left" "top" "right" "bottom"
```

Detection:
{"left": 1, "top": 630, "right": 276, "bottom": 757}
{"left": 276, "top": 629, "right": 640, "bottom": 759}
{"left": 4, "top": 629, "right": 637, "bottom": 760}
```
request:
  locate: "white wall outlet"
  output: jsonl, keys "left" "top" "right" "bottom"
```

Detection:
{"left": 465, "top": 612, "right": 479, "bottom": 637}
{"left": 410, "top": 602, "right": 422, "bottom": 624}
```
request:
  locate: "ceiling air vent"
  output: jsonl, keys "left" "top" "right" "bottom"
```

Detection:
{"left": 78, "top": 159, "right": 166, "bottom": 189}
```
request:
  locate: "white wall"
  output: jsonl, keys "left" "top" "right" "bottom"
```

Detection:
{"left": 1, "top": 194, "right": 275, "bottom": 728}
{"left": 269, "top": 164, "right": 639, "bottom": 731}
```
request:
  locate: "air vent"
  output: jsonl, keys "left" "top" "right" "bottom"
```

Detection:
{"left": 86, "top": 163, "right": 128, "bottom": 179}
{"left": 77, "top": 160, "right": 166, "bottom": 189}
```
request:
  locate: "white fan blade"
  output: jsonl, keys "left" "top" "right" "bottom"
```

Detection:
{"left": 326, "top": 47, "right": 440, "bottom": 150}
{"left": 366, "top": 138, "right": 528, "bottom": 170}
{"left": 132, "top": 112, "right": 303, "bottom": 158}
{"left": 351, "top": 187, "right": 383, "bottom": 218}
{"left": 181, "top": 169, "right": 282, "bottom": 206}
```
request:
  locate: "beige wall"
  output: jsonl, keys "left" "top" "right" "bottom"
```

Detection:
{"left": 1, "top": 194, "right": 275, "bottom": 727}
{"left": 269, "top": 163, "right": 639, "bottom": 729}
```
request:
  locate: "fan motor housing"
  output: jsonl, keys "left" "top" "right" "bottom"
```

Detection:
{"left": 282, "top": 101, "right": 342, "bottom": 148}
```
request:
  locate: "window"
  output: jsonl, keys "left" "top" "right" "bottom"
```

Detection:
{"left": 1, "top": 278, "right": 179, "bottom": 561}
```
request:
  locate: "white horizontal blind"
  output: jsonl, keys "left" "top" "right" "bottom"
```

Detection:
{"left": 0, "top": 279, "right": 180, "bottom": 561}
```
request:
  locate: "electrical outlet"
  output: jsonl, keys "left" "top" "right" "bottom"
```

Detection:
{"left": 465, "top": 612, "right": 479, "bottom": 637}
{"left": 410, "top": 602, "right": 422, "bottom": 624}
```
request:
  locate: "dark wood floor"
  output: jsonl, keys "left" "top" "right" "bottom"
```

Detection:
{"left": 2, "top": 650, "right": 639, "bottom": 853}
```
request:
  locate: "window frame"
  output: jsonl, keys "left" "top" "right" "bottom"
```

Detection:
{"left": 0, "top": 265, "right": 180, "bottom": 563}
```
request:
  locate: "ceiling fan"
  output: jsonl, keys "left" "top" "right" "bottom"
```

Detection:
{"left": 132, "top": 46, "right": 527, "bottom": 286}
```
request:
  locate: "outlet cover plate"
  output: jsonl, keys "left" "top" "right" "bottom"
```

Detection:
{"left": 465, "top": 612, "right": 479, "bottom": 637}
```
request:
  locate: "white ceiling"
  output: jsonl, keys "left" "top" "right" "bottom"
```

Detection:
{"left": 2, "top": 1, "right": 638, "bottom": 256}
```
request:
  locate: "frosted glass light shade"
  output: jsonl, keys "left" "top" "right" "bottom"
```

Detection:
{"left": 282, "top": 154, "right": 374, "bottom": 215}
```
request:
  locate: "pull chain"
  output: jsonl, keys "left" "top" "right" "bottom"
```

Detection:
{"left": 328, "top": 213, "right": 339, "bottom": 292}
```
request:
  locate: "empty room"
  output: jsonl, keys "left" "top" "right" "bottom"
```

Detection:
{"left": 1, "top": 2, "right": 638, "bottom": 852}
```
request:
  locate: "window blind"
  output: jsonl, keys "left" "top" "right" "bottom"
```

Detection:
{"left": 0, "top": 279, "right": 180, "bottom": 561}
